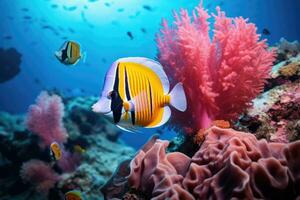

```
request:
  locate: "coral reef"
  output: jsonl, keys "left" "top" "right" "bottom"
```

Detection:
{"left": 128, "top": 136, "right": 193, "bottom": 200}
{"left": 58, "top": 129, "right": 134, "bottom": 199}
{"left": 157, "top": 3, "right": 276, "bottom": 132}
{"left": 100, "top": 36, "right": 300, "bottom": 200}
{"left": 0, "top": 95, "right": 135, "bottom": 200}
{"left": 237, "top": 39, "right": 300, "bottom": 143}
{"left": 0, "top": 48, "right": 22, "bottom": 83}
{"left": 276, "top": 38, "right": 300, "bottom": 63}
{"left": 184, "top": 127, "right": 300, "bottom": 199}
{"left": 103, "top": 127, "right": 300, "bottom": 200}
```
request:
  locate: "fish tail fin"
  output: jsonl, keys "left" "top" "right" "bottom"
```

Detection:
{"left": 169, "top": 82, "right": 187, "bottom": 112}
{"left": 81, "top": 51, "right": 87, "bottom": 63}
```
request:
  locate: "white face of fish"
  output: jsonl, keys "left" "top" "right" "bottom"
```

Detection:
{"left": 92, "top": 97, "right": 111, "bottom": 114}
{"left": 54, "top": 51, "right": 62, "bottom": 60}
{"left": 93, "top": 61, "right": 118, "bottom": 113}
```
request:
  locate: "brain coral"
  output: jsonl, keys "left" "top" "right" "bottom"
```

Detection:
{"left": 128, "top": 127, "right": 300, "bottom": 199}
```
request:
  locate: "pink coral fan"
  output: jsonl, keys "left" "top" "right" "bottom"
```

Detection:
{"left": 128, "top": 127, "right": 300, "bottom": 199}
{"left": 20, "top": 159, "right": 60, "bottom": 194}
{"left": 157, "top": 3, "right": 276, "bottom": 132}
{"left": 27, "top": 91, "right": 68, "bottom": 147}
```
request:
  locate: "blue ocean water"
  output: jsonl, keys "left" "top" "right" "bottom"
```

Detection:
{"left": 0, "top": 0, "right": 299, "bottom": 148}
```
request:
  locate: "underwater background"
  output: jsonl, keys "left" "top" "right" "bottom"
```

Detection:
{"left": 1, "top": 0, "right": 300, "bottom": 148}
{"left": 1, "top": 0, "right": 300, "bottom": 199}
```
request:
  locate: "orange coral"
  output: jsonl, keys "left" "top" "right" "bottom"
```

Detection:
{"left": 194, "top": 120, "right": 231, "bottom": 144}
{"left": 212, "top": 120, "right": 231, "bottom": 128}
{"left": 279, "top": 62, "right": 299, "bottom": 77}
{"left": 194, "top": 129, "right": 206, "bottom": 144}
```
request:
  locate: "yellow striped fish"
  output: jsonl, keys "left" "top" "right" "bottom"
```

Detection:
{"left": 55, "top": 41, "right": 83, "bottom": 65}
{"left": 92, "top": 57, "right": 187, "bottom": 132}
{"left": 50, "top": 142, "right": 62, "bottom": 161}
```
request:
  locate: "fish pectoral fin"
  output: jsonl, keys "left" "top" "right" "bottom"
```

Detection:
{"left": 146, "top": 106, "right": 171, "bottom": 128}
{"left": 116, "top": 125, "right": 140, "bottom": 133}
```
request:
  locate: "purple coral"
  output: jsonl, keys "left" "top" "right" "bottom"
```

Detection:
{"left": 20, "top": 159, "right": 60, "bottom": 195}
{"left": 26, "top": 91, "right": 68, "bottom": 147}
{"left": 128, "top": 127, "right": 300, "bottom": 199}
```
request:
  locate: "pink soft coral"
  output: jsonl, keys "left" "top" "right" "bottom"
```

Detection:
{"left": 20, "top": 159, "right": 60, "bottom": 195}
{"left": 157, "top": 4, "right": 276, "bottom": 132}
{"left": 26, "top": 91, "right": 68, "bottom": 147}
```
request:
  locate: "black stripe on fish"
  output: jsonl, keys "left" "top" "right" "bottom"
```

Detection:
{"left": 111, "top": 63, "right": 123, "bottom": 124}
{"left": 70, "top": 42, "right": 72, "bottom": 58}
{"left": 61, "top": 42, "right": 69, "bottom": 61}
{"left": 148, "top": 79, "right": 153, "bottom": 117}
{"left": 124, "top": 67, "right": 135, "bottom": 125}
{"left": 131, "top": 111, "right": 135, "bottom": 125}
{"left": 124, "top": 67, "right": 131, "bottom": 101}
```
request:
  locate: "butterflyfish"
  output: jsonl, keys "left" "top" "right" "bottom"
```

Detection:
{"left": 55, "top": 41, "right": 84, "bottom": 65}
{"left": 92, "top": 57, "right": 187, "bottom": 132}
{"left": 50, "top": 142, "right": 62, "bottom": 161}
{"left": 65, "top": 190, "right": 84, "bottom": 200}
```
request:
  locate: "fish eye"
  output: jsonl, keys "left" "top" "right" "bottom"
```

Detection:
{"left": 108, "top": 91, "right": 117, "bottom": 99}
{"left": 107, "top": 91, "right": 113, "bottom": 99}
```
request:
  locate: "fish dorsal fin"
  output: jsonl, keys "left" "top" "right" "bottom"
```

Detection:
{"left": 146, "top": 106, "right": 171, "bottom": 128}
{"left": 59, "top": 41, "right": 68, "bottom": 50}
{"left": 116, "top": 57, "right": 170, "bottom": 93}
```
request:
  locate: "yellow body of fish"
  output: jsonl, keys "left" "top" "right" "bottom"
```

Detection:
{"left": 50, "top": 142, "right": 62, "bottom": 160}
{"left": 67, "top": 41, "right": 81, "bottom": 64}
{"left": 117, "top": 61, "right": 170, "bottom": 127}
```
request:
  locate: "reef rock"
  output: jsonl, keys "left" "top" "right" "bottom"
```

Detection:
{"left": 58, "top": 133, "right": 134, "bottom": 200}
{"left": 0, "top": 95, "right": 135, "bottom": 200}
{"left": 238, "top": 39, "right": 300, "bottom": 143}
{"left": 276, "top": 38, "right": 300, "bottom": 63}
{"left": 64, "top": 96, "right": 121, "bottom": 141}
{"left": 0, "top": 48, "right": 22, "bottom": 83}
{"left": 121, "top": 127, "right": 300, "bottom": 200}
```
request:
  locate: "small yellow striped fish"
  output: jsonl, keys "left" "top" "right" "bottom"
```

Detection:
{"left": 92, "top": 57, "right": 187, "bottom": 132}
{"left": 55, "top": 41, "right": 83, "bottom": 65}
{"left": 50, "top": 142, "right": 62, "bottom": 161}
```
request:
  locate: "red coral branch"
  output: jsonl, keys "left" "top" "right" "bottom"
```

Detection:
{"left": 157, "top": 4, "right": 276, "bottom": 133}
